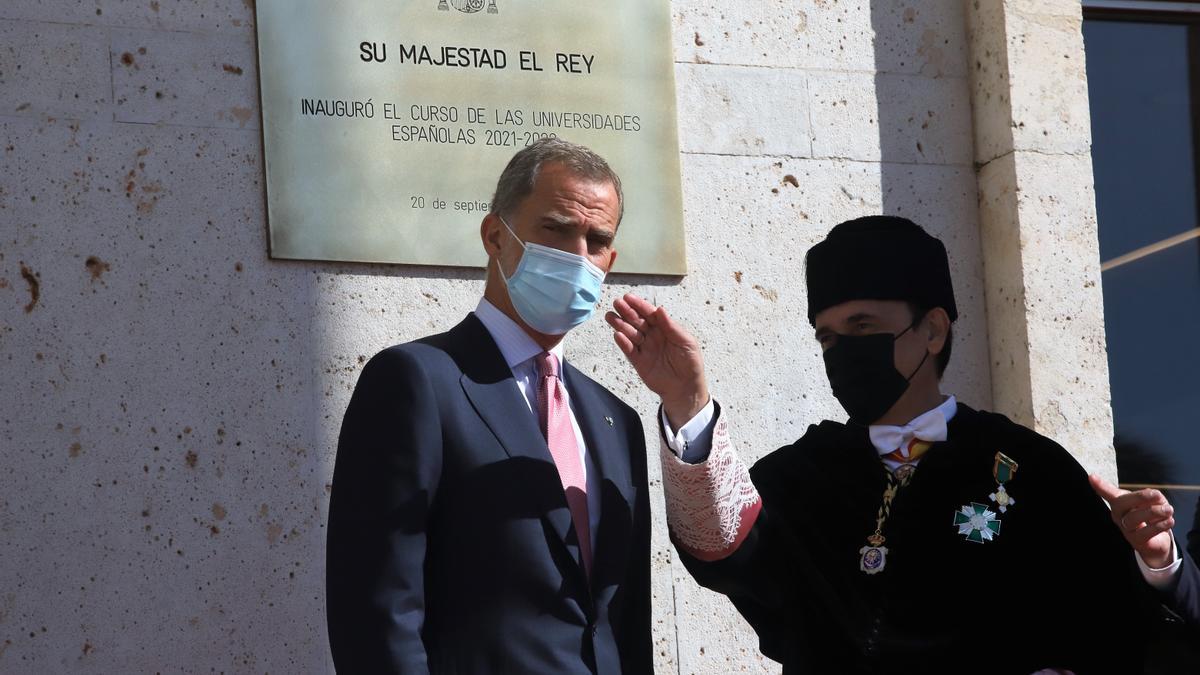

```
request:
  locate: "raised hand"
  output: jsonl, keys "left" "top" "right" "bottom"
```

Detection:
{"left": 604, "top": 293, "right": 709, "bottom": 430}
{"left": 1089, "top": 474, "right": 1176, "bottom": 569}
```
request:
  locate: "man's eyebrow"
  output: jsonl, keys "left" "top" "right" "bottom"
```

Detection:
{"left": 589, "top": 226, "right": 616, "bottom": 242}
{"left": 538, "top": 214, "right": 576, "bottom": 227}
{"left": 538, "top": 213, "right": 616, "bottom": 242}
{"left": 816, "top": 312, "right": 880, "bottom": 335}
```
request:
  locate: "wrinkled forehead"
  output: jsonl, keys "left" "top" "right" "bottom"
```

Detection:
{"left": 529, "top": 168, "right": 621, "bottom": 230}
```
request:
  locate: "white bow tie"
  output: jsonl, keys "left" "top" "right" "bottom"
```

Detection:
{"left": 869, "top": 411, "right": 948, "bottom": 458}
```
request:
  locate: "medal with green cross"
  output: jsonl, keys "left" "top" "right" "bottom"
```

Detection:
{"left": 953, "top": 452, "right": 1018, "bottom": 543}
{"left": 953, "top": 502, "right": 1001, "bottom": 543}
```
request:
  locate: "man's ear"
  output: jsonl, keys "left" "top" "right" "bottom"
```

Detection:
{"left": 481, "top": 213, "right": 504, "bottom": 258}
{"left": 925, "top": 307, "right": 951, "bottom": 356}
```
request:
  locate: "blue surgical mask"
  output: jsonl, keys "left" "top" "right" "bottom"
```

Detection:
{"left": 495, "top": 215, "right": 606, "bottom": 335}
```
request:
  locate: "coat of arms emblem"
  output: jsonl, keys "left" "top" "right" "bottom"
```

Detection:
{"left": 438, "top": 0, "right": 498, "bottom": 14}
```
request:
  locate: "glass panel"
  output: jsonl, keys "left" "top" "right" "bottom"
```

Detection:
{"left": 1084, "top": 20, "right": 1197, "bottom": 261}
{"left": 1104, "top": 241, "right": 1200, "bottom": 481}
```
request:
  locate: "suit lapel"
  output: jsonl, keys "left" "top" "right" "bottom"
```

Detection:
{"left": 563, "top": 361, "right": 634, "bottom": 599}
{"left": 565, "top": 362, "right": 631, "bottom": 496}
{"left": 451, "top": 315, "right": 576, "bottom": 570}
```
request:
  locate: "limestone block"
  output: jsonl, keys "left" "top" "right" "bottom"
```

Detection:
{"left": 975, "top": 149, "right": 1115, "bottom": 479}
{"left": 674, "top": 559, "right": 781, "bottom": 674}
{"left": 674, "top": 0, "right": 967, "bottom": 77}
{"left": 649, "top": 526, "right": 680, "bottom": 674}
{"left": 672, "top": 0, "right": 812, "bottom": 69}
{"left": 799, "top": 0, "right": 876, "bottom": 73}
{"left": 0, "top": 19, "right": 111, "bottom": 120}
{"left": 675, "top": 63, "right": 811, "bottom": 157}
{"left": 808, "top": 71, "right": 883, "bottom": 162}
{"left": 1009, "top": 0, "right": 1082, "bottom": 17}
{"left": 967, "top": 0, "right": 1092, "bottom": 164}
{"left": 965, "top": 0, "right": 1015, "bottom": 165}
{"left": 1, "top": 117, "right": 99, "bottom": 239}
{"left": 1004, "top": 10, "right": 1093, "bottom": 157}
{"left": 641, "top": 456, "right": 682, "bottom": 672}
{"left": 865, "top": 0, "right": 970, "bottom": 78}
{"left": 976, "top": 151, "right": 1035, "bottom": 425}
{"left": 1009, "top": 151, "right": 1113, "bottom": 478}
{"left": 0, "top": 0, "right": 255, "bottom": 33}
{"left": 808, "top": 71, "right": 973, "bottom": 165}
{"left": 111, "top": 28, "right": 259, "bottom": 129}
{"left": 0, "top": 115, "right": 331, "bottom": 670}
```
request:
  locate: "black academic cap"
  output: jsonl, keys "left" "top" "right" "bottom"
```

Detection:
{"left": 805, "top": 215, "right": 957, "bottom": 326}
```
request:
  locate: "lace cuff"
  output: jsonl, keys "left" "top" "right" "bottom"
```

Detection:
{"left": 661, "top": 415, "right": 762, "bottom": 561}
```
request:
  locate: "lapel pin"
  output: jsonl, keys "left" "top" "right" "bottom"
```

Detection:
{"left": 604, "top": 416, "right": 614, "bottom": 427}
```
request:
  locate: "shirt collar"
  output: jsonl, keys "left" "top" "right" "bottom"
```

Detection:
{"left": 474, "top": 298, "right": 565, "bottom": 370}
{"left": 867, "top": 395, "right": 958, "bottom": 455}
{"left": 929, "top": 394, "right": 958, "bottom": 426}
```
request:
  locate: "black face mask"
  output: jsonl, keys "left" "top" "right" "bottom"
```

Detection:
{"left": 822, "top": 324, "right": 930, "bottom": 426}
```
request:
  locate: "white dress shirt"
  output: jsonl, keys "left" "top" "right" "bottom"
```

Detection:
{"left": 474, "top": 298, "right": 601, "bottom": 550}
{"left": 1135, "top": 536, "right": 1182, "bottom": 589}
{"left": 661, "top": 398, "right": 716, "bottom": 463}
{"left": 661, "top": 392, "right": 1180, "bottom": 587}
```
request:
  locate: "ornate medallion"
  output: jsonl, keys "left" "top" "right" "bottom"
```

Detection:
{"left": 439, "top": 0, "right": 498, "bottom": 14}
{"left": 988, "top": 452, "right": 1018, "bottom": 513}
{"left": 859, "top": 544, "right": 889, "bottom": 574}
{"left": 953, "top": 502, "right": 1001, "bottom": 543}
{"left": 989, "top": 485, "right": 1015, "bottom": 513}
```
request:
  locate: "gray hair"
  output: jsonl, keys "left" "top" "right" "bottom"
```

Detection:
{"left": 490, "top": 138, "right": 624, "bottom": 225}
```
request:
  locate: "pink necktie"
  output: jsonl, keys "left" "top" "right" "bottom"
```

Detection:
{"left": 536, "top": 352, "right": 592, "bottom": 577}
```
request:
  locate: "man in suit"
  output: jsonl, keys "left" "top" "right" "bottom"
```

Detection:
{"left": 1090, "top": 478, "right": 1200, "bottom": 631}
{"left": 327, "top": 138, "right": 652, "bottom": 674}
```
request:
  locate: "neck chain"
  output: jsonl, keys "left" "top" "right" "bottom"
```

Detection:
{"left": 858, "top": 466, "right": 914, "bottom": 575}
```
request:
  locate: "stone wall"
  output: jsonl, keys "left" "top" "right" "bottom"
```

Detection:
{"left": 965, "top": 0, "right": 1116, "bottom": 479}
{"left": 0, "top": 1, "right": 1105, "bottom": 672}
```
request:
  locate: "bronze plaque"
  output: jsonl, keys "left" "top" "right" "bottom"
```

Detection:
{"left": 255, "top": 0, "right": 685, "bottom": 274}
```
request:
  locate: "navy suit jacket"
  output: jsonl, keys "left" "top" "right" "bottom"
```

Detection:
{"left": 327, "top": 313, "right": 652, "bottom": 675}
{"left": 1167, "top": 498, "right": 1200, "bottom": 631}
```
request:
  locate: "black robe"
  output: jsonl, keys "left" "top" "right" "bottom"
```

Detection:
{"left": 678, "top": 404, "right": 1159, "bottom": 674}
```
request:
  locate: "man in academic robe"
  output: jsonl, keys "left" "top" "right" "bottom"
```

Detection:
{"left": 606, "top": 216, "right": 1160, "bottom": 673}
{"left": 327, "top": 139, "right": 652, "bottom": 674}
